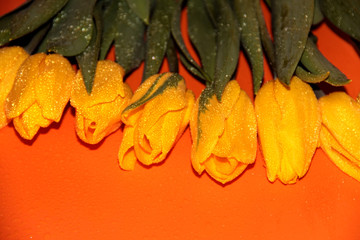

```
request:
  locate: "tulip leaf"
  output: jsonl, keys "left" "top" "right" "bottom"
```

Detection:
{"left": 25, "top": 23, "right": 51, "bottom": 54}
{"left": 255, "top": 0, "right": 275, "bottom": 76}
{"left": 320, "top": 0, "right": 360, "bottom": 41}
{"left": 99, "top": 0, "right": 119, "bottom": 60}
{"left": 142, "top": 0, "right": 177, "bottom": 82}
{"left": 203, "top": 0, "right": 216, "bottom": 26}
{"left": 38, "top": 0, "right": 96, "bottom": 56}
{"left": 179, "top": 54, "right": 207, "bottom": 81}
{"left": 196, "top": 87, "right": 216, "bottom": 146}
{"left": 76, "top": 1, "right": 103, "bottom": 94}
{"left": 115, "top": 0, "right": 146, "bottom": 74}
{"left": 295, "top": 66, "right": 329, "bottom": 83}
{"left": 166, "top": 37, "right": 179, "bottom": 73}
{"left": 124, "top": 73, "right": 183, "bottom": 112}
{"left": 126, "top": 0, "right": 150, "bottom": 24}
{"left": 300, "top": 37, "right": 350, "bottom": 86}
{"left": 0, "top": 0, "right": 69, "bottom": 46}
{"left": 212, "top": 0, "right": 240, "bottom": 100}
{"left": 234, "top": 0, "right": 264, "bottom": 94}
{"left": 272, "top": 0, "right": 314, "bottom": 85}
{"left": 187, "top": 0, "right": 217, "bottom": 81}
{"left": 170, "top": 4, "right": 209, "bottom": 82}
{"left": 312, "top": 0, "right": 324, "bottom": 25}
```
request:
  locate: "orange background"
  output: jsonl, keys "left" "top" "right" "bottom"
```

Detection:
{"left": 1, "top": 1, "right": 360, "bottom": 240}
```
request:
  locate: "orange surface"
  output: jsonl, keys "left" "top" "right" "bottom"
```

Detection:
{"left": 1, "top": 1, "right": 360, "bottom": 240}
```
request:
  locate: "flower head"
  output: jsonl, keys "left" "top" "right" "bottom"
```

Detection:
{"left": 0, "top": 46, "right": 29, "bottom": 128}
{"left": 118, "top": 73, "right": 195, "bottom": 170}
{"left": 190, "top": 80, "right": 257, "bottom": 184}
{"left": 5, "top": 52, "right": 75, "bottom": 140}
{"left": 70, "top": 60, "right": 132, "bottom": 144}
{"left": 255, "top": 76, "right": 321, "bottom": 184}
{"left": 319, "top": 92, "right": 360, "bottom": 181}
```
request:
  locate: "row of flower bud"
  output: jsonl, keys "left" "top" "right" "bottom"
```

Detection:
{"left": 1, "top": 46, "right": 359, "bottom": 184}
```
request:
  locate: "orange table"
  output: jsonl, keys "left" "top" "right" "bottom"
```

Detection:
{"left": 1, "top": 1, "right": 360, "bottom": 240}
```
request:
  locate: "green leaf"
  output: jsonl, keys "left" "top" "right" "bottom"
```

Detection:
{"left": 312, "top": 0, "right": 324, "bottom": 25}
{"left": 179, "top": 54, "right": 207, "bottom": 81}
{"left": 0, "top": 0, "right": 68, "bottom": 46}
{"left": 295, "top": 65, "right": 329, "bottom": 83}
{"left": 212, "top": 0, "right": 240, "bottom": 99}
{"left": 300, "top": 37, "right": 350, "bottom": 86}
{"left": 166, "top": 36, "right": 179, "bottom": 73}
{"left": 99, "top": 0, "right": 119, "bottom": 60}
{"left": 38, "top": 0, "right": 97, "bottom": 56}
{"left": 142, "top": 0, "right": 177, "bottom": 82}
{"left": 203, "top": 0, "right": 216, "bottom": 26}
{"left": 234, "top": 0, "right": 264, "bottom": 94}
{"left": 320, "top": 0, "right": 360, "bottom": 41}
{"left": 114, "top": 0, "right": 146, "bottom": 74}
{"left": 75, "top": 1, "right": 103, "bottom": 94}
{"left": 187, "top": 0, "right": 217, "bottom": 81}
{"left": 196, "top": 86, "right": 216, "bottom": 146}
{"left": 126, "top": 0, "right": 150, "bottom": 24}
{"left": 254, "top": 0, "right": 275, "bottom": 76}
{"left": 124, "top": 73, "right": 183, "bottom": 112}
{"left": 170, "top": 3, "right": 208, "bottom": 81}
{"left": 25, "top": 23, "right": 51, "bottom": 54}
{"left": 272, "top": 0, "right": 314, "bottom": 85}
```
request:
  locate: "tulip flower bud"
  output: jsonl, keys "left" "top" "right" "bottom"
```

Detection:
{"left": 0, "top": 46, "right": 29, "bottom": 128}
{"left": 119, "top": 73, "right": 195, "bottom": 170}
{"left": 70, "top": 60, "right": 133, "bottom": 144}
{"left": 319, "top": 92, "right": 360, "bottom": 182}
{"left": 5, "top": 53, "right": 75, "bottom": 140}
{"left": 255, "top": 76, "right": 321, "bottom": 184}
{"left": 190, "top": 80, "right": 257, "bottom": 184}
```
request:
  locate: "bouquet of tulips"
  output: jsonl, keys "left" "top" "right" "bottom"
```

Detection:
{"left": 0, "top": 0, "right": 359, "bottom": 185}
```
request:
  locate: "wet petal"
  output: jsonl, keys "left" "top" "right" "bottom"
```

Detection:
{"left": 0, "top": 46, "right": 29, "bottom": 128}
{"left": 255, "top": 76, "right": 320, "bottom": 184}
{"left": 13, "top": 103, "right": 51, "bottom": 140}
{"left": 36, "top": 53, "right": 75, "bottom": 122}
{"left": 6, "top": 53, "right": 45, "bottom": 119}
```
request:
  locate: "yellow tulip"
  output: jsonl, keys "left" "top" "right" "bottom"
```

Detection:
{"left": 319, "top": 92, "right": 360, "bottom": 181}
{"left": 255, "top": 77, "right": 321, "bottom": 184}
{"left": 190, "top": 80, "right": 257, "bottom": 184}
{"left": 0, "top": 46, "right": 29, "bottom": 128}
{"left": 70, "top": 60, "right": 132, "bottom": 144}
{"left": 118, "top": 72, "right": 195, "bottom": 170}
{"left": 5, "top": 53, "right": 75, "bottom": 140}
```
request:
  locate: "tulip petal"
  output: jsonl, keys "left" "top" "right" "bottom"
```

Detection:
{"left": 0, "top": 46, "right": 29, "bottom": 128}
{"left": 6, "top": 53, "right": 46, "bottom": 119}
{"left": 320, "top": 125, "right": 360, "bottom": 181}
{"left": 191, "top": 81, "right": 257, "bottom": 184}
{"left": 36, "top": 54, "right": 74, "bottom": 122}
{"left": 123, "top": 73, "right": 186, "bottom": 117}
{"left": 71, "top": 60, "right": 132, "bottom": 144}
{"left": 191, "top": 89, "right": 224, "bottom": 174}
{"left": 13, "top": 103, "right": 51, "bottom": 140}
{"left": 120, "top": 72, "right": 194, "bottom": 169}
{"left": 74, "top": 83, "right": 132, "bottom": 144}
{"left": 255, "top": 80, "right": 282, "bottom": 182}
{"left": 135, "top": 84, "right": 186, "bottom": 135}
{"left": 255, "top": 77, "right": 320, "bottom": 183}
{"left": 319, "top": 92, "right": 360, "bottom": 181}
{"left": 119, "top": 125, "right": 137, "bottom": 170}
{"left": 213, "top": 81, "right": 257, "bottom": 164}
{"left": 319, "top": 92, "right": 360, "bottom": 160}
{"left": 71, "top": 60, "right": 126, "bottom": 110}
{"left": 204, "top": 155, "right": 248, "bottom": 184}
{"left": 177, "top": 90, "right": 195, "bottom": 140}
{"left": 133, "top": 80, "right": 189, "bottom": 165}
